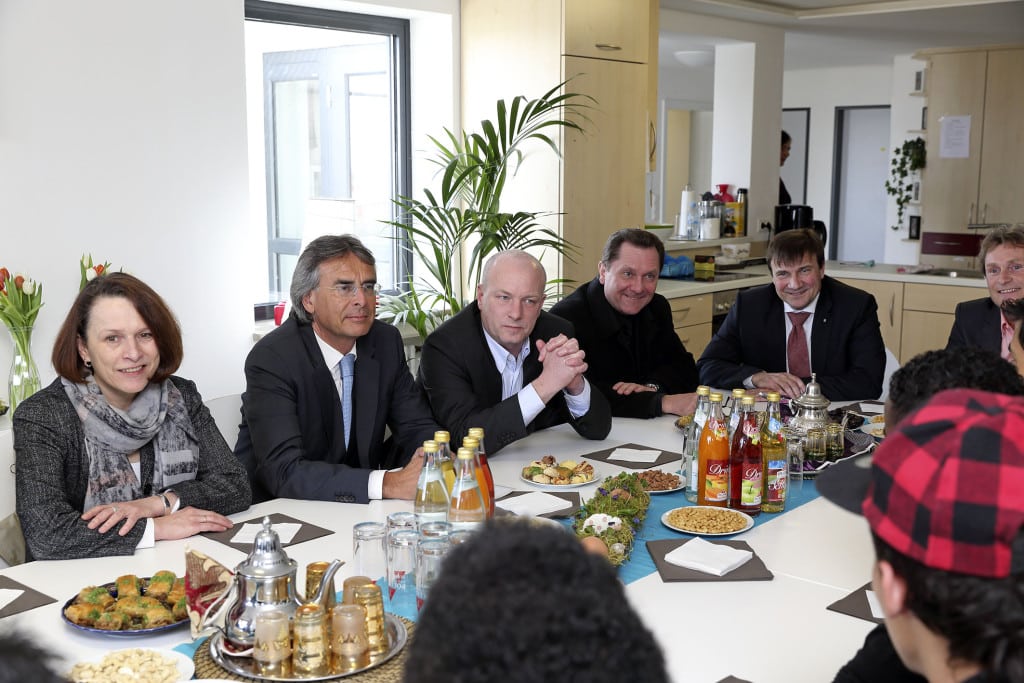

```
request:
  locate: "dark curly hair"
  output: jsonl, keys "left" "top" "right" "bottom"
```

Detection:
{"left": 0, "top": 630, "right": 66, "bottom": 682}
{"left": 404, "top": 518, "right": 669, "bottom": 683}
{"left": 887, "top": 347, "right": 1024, "bottom": 425}
{"left": 873, "top": 533, "right": 1024, "bottom": 682}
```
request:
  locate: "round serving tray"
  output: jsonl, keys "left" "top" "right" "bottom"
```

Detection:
{"left": 208, "top": 613, "right": 407, "bottom": 681}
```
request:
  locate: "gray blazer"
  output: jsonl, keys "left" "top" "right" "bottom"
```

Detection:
{"left": 14, "top": 376, "right": 251, "bottom": 560}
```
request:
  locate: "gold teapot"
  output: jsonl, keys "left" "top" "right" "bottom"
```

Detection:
{"left": 199, "top": 517, "right": 342, "bottom": 649}
{"left": 788, "top": 373, "right": 830, "bottom": 434}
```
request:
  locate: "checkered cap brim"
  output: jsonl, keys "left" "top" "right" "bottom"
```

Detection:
{"left": 862, "top": 388, "right": 1024, "bottom": 578}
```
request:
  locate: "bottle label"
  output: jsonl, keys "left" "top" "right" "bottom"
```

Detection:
{"left": 765, "top": 460, "right": 787, "bottom": 503}
{"left": 704, "top": 459, "right": 729, "bottom": 502}
{"left": 740, "top": 464, "right": 762, "bottom": 506}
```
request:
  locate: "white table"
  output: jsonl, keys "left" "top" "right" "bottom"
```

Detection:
{"left": 1, "top": 416, "right": 876, "bottom": 682}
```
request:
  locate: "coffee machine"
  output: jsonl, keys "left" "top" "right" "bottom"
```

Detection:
{"left": 775, "top": 204, "right": 827, "bottom": 246}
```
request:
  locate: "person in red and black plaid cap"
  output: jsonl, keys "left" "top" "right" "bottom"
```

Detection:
{"left": 824, "top": 388, "right": 1024, "bottom": 682}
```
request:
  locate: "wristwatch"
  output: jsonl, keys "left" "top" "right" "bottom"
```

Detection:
{"left": 644, "top": 382, "right": 661, "bottom": 392}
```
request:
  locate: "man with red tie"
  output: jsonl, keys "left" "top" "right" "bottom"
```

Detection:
{"left": 697, "top": 229, "right": 885, "bottom": 400}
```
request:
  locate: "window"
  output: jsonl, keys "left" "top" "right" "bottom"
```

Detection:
{"left": 245, "top": 1, "right": 411, "bottom": 313}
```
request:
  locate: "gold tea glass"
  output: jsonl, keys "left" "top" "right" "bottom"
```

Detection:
{"left": 292, "top": 603, "right": 328, "bottom": 676}
{"left": 804, "top": 427, "right": 826, "bottom": 467}
{"left": 331, "top": 604, "right": 370, "bottom": 672}
{"left": 342, "top": 575, "right": 373, "bottom": 605}
{"left": 305, "top": 560, "right": 337, "bottom": 610}
{"left": 352, "top": 582, "right": 389, "bottom": 657}
{"left": 826, "top": 423, "right": 845, "bottom": 462}
{"left": 253, "top": 609, "right": 291, "bottom": 677}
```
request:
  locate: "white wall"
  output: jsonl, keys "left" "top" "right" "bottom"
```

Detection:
{"left": 782, "top": 64, "right": 893, "bottom": 250}
{"left": 0, "top": 0, "right": 459, "bottom": 403}
{"left": 659, "top": 9, "right": 785, "bottom": 234}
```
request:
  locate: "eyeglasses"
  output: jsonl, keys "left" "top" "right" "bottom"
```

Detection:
{"left": 323, "top": 282, "right": 383, "bottom": 298}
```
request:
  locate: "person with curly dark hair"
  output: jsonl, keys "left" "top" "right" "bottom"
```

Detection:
{"left": 885, "top": 346, "right": 1024, "bottom": 425}
{"left": 404, "top": 518, "right": 669, "bottom": 683}
{"left": 0, "top": 630, "right": 66, "bottom": 682}
{"left": 823, "top": 389, "right": 1024, "bottom": 682}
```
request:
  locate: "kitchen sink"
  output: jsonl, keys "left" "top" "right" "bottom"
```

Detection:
{"left": 917, "top": 268, "right": 985, "bottom": 279}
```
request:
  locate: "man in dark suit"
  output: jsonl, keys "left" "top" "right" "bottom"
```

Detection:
{"left": 698, "top": 229, "right": 884, "bottom": 400}
{"left": 946, "top": 224, "right": 1024, "bottom": 360}
{"left": 550, "top": 228, "right": 699, "bottom": 418}
{"left": 235, "top": 235, "right": 438, "bottom": 503}
{"left": 418, "top": 250, "right": 611, "bottom": 455}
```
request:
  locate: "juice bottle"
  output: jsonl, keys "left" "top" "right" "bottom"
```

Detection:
{"left": 729, "top": 396, "right": 762, "bottom": 516}
{"left": 727, "top": 387, "right": 746, "bottom": 443}
{"left": 761, "top": 392, "right": 788, "bottom": 513}
{"left": 414, "top": 440, "right": 449, "bottom": 524}
{"left": 686, "top": 386, "right": 711, "bottom": 503}
{"left": 461, "top": 435, "right": 492, "bottom": 518}
{"left": 434, "top": 430, "right": 456, "bottom": 494}
{"left": 448, "top": 447, "right": 485, "bottom": 531}
{"left": 468, "top": 427, "right": 495, "bottom": 517}
{"left": 696, "top": 392, "right": 730, "bottom": 507}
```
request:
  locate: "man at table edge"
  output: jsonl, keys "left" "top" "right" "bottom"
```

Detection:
{"left": 697, "top": 229, "right": 885, "bottom": 400}
{"left": 946, "top": 224, "right": 1024, "bottom": 363}
{"left": 418, "top": 250, "right": 611, "bottom": 455}
{"left": 549, "top": 228, "right": 699, "bottom": 418}
{"left": 234, "top": 235, "right": 438, "bottom": 503}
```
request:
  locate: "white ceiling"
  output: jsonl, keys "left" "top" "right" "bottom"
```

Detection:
{"left": 659, "top": 0, "right": 1024, "bottom": 70}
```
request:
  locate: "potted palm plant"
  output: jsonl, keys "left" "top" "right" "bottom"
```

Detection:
{"left": 379, "top": 81, "right": 592, "bottom": 339}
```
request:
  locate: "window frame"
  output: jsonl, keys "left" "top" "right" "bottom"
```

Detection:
{"left": 245, "top": 0, "right": 412, "bottom": 319}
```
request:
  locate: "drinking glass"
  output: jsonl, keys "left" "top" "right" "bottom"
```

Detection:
{"left": 786, "top": 436, "right": 805, "bottom": 495}
{"left": 292, "top": 604, "right": 328, "bottom": 676}
{"left": 386, "top": 511, "right": 418, "bottom": 535}
{"left": 253, "top": 610, "right": 291, "bottom": 677}
{"left": 804, "top": 427, "right": 827, "bottom": 467}
{"left": 352, "top": 522, "right": 386, "bottom": 580}
{"left": 418, "top": 520, "right": 452, "bottom": 540}
{"left": 448, "top": 529, "right": 476, "bottom": 546}
{"left": 826, "top": 423, "right": 845, "bottom": 462}
{"left": 342, "top": 575, "right": 373, "bottom": 605}
{"left": 415, "top": 538, "right": 450, "bottom": 612}
{"left": 386, "top": 529, "right": 418, "bottom": 611}
{"left": 351, "top": 583, "right": 388, "bottom": 657}
{"left": 330, "top": 604, "right": 370, "bottom": 672}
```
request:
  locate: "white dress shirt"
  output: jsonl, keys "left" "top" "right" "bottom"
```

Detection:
{"left": 482, "top": 330, "right": 591, "bottom": 421}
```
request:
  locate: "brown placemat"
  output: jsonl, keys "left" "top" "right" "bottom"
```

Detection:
{"left": 494, "top": 490, "right": 580, "bottom": 519}
{"left": 827, "top": 581, "right": 883, "bottom": 625}
{"left": 203, "top": 513, "right": 334, "bottom": 551}
{"left": 192, "top": 616, "right": 415, "bottom": 681}
{"left": 718, "top": 677, "right": 753, "bottom": 683}
{"left": 646, "top": 539, "right": 773, "bottom": 582}
{"left": 581, "top": 442, "right": 680, "bottom": 470}
{"left": 0, "top": 575, "right": 57, "bottom": 618}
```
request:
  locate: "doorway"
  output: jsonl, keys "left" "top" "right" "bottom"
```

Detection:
{"left": 830, "top": 105, "right": 891, "bottom": 261}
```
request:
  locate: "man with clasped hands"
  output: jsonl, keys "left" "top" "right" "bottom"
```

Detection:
{"left": 418, "top": 250, "right": 611, "bottom": 456}
{"left": 235, "top": 235, "right": 439, "bottom": 503}
{"left": 697, "top": 229, "right": 885, "bottom": 400}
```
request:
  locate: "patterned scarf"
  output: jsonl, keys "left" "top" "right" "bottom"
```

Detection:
{"left": 61, "top": 376, "right": 199, "bottom": 510}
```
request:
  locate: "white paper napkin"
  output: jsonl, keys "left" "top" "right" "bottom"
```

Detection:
{"left": 231, "top": 522, "right": 301, "bottom": 545}
{"left": 865, "top": 589, "right": 885, "bottom": 619}
{"left": 607, "top": 448, "right": 662, "bottom": 464}
{"left": 859, "top": 403, "right": 885, "bottom": 414}
{"left": 664, "top": 537, "right": 753, "bottom": 576}
{"left": 495, "top": 491, "right": 571, "bottom": 517}
{"left": 0, "top": 588, "right": 24, "bottom": 612}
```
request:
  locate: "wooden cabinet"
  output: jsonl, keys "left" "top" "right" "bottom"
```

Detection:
{"left": 563, "top": 0, "right": 649, "bottom": 63}
{"left": 670, "top": 294, "right": 713, "bottom": 358}
{"left": 900, "top": 283, "right": 982, "bottom": 361}
{"left": 920, "top": 46, "right": 1024, "bottom": 232}
{"left": 461, "top": 0, "right": 653, "bottom": 289}
{"left": 836, "top": 278, "right": 904, "bottom": 357}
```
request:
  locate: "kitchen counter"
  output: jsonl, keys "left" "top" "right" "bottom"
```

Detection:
{"left": 656, "top": 260, "right": 988, "bottom": 300}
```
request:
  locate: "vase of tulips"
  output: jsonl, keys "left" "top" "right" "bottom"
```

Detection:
{"left": 0, "top": 268, "right": 43, "bottom": 413}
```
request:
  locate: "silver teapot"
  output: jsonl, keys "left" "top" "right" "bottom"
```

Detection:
{"left": 789, "top": 373, "right": 830, "bottom": 434}
{"left": 199, "top": 516, "right": 342, "bottom": 649}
